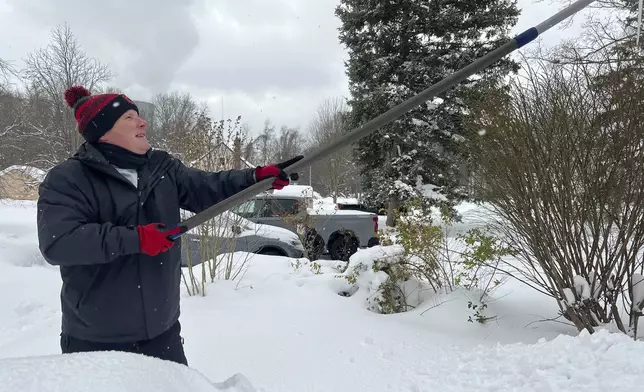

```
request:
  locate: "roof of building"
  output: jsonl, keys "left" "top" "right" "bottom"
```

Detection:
{"left": 0, "top": 165, "right": 47, "bottom": 182}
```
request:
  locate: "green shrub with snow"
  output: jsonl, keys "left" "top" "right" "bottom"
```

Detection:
{"left": 290, "top": 258, "right": 323, "bottom": 275}
{"left": 339, "top": 197, "right": 512, "bottom": 320}
{"left": 339, "top": 245, "right": 422, "bottom": 314}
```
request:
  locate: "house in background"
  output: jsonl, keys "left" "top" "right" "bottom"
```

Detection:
{"left": 0, "top": 165, "right": 47, "bottom": 200}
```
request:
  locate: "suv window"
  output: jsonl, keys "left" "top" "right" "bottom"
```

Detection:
{"left": 232, "top": 199, "right": 270, "bottom": 218}
{"left": 268, "top": 198, "right": 303, "bottom": 217}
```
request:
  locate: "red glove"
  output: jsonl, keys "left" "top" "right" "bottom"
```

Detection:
{"left": 255, "top": 165, "right": 290, "bottom": 190}
{"left": 137, "top": 223, "right": 181, "bottom": 256}
{"left": 255, "top": 156, "right": 303, "bottom": 190}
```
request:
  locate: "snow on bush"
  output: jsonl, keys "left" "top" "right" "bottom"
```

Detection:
{"left": 341, "top": 197, "right": 511, "bottom": 320}
{"left": 0, "top": 351, "right": 257, "bottom": 392}
{"left": 336, "top": 245, "right": 435, "bottom": 313}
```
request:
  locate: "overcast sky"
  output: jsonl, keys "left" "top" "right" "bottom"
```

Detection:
{"left": 0, "top": 0, "right": 590, "bottom": 138}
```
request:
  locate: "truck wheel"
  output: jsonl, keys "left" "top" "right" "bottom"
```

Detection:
{"left": 367, "top": 237, "right": 380, "bottom": 247}
{"left": 329, "top": 234, "right": 359, "bottom": 261}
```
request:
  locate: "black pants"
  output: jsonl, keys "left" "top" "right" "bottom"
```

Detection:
{"left": 60, "top": 321, "right": 188, "bottom": 366}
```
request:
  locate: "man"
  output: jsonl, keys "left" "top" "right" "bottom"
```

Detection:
{"left": 36, "top": 86, "right": 301, "bottom": 366}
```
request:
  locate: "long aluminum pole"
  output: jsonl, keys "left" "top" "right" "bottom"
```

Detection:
{"left": 172, "top": 0, "right": 596, "bottom": 238}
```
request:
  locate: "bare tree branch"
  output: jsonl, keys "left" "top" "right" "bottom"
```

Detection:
{"left": 304, "top": 97, "right": 360, "bottom": 200}
{"left": 19, "top": 23, "right": 114, "bottom": 164}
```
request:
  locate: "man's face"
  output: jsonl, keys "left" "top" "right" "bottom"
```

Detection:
{"left": 99, "top": 109, "right": 150, "bottom": 154}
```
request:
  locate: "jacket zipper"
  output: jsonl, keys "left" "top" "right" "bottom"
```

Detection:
{"left": 136, "top": 183, "right": 150, "bottom": 340}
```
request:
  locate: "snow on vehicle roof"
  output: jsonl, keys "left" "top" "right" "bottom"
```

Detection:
{"left": 335, "top": 197, "right": 360, "bottom": 204}
{"left": 255, "top": 185, "right": 321, "bottom": 199}
{"left": 0, "top": 165, "right": 47, "bottom": 182}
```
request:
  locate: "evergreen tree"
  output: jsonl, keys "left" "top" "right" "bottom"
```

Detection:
{"left": 335, "top": 0, "right": 521, "bottom": 214}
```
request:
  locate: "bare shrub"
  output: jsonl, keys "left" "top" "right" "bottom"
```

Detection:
{"left": 181, "top": 210, "right": 256, "bottom": 297}
{"left": 178, "top": 116, "right": 262, "bottom": 296}
{"left": 469, "top": 48, "right": 644, "bottom": 336}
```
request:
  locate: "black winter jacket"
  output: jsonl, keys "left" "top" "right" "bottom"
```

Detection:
{"left": 37, "top": 143, "right": 256, "bottom": 343}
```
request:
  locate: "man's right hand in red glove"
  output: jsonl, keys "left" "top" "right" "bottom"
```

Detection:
{"left": 255, "top": 155, "right": 303, "bottom": 190}
{"left": 137, "top": 223, "right": 181, "bottom": 256}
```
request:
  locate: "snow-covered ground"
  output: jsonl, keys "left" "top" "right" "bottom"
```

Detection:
{"left": 1, "top": 198, "right": 644, "bottom": 391}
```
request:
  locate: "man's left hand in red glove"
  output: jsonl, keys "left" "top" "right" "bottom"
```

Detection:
{"left": 255, "top": 156, "right": 303, "bottom": 190}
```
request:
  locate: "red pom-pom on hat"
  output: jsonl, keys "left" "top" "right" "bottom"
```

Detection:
{"left": 64, "top": 86, "right": 91, "bottom": 108}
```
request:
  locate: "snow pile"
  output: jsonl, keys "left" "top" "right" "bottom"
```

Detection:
{"left": 338, "top": 245, "right": 406, "bottom": 293}
{"left": 0, "top": 200, "right": 47, "bottom": 267}
{"left": 0, "top": 351, "right": 256, "bottom": 392}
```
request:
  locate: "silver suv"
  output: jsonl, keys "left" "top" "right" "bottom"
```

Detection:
{"left": 179, "top": 211, "right": 306, "bottom": 267}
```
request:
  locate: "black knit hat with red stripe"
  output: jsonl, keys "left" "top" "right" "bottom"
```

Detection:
{"left": 64, "top": 86, "right": 139, "bottom": 143}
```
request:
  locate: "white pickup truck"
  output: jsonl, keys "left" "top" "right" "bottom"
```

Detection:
{"left": 231, "top": 185, "right": 380, "bottom": 261}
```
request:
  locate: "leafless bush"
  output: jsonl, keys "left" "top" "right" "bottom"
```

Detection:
{"left": 181, "top": 210, "right": 256, "bottom": 297}
{"left": 469, "top": 47, "right": 644, "bottom": 336}
{"left": 178, "top": 115, "right": 263, "bottom": 296}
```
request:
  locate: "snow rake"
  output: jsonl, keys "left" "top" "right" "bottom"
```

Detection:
{"left": 169, "top": 0, "right": 597, "bottom": 240}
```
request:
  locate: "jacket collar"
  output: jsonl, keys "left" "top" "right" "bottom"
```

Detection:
{"left": 70, "top": 142, "right": 159, "bottom": 190}
{"left": 73, "top": 142, "right": 153, "bottom": 164}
